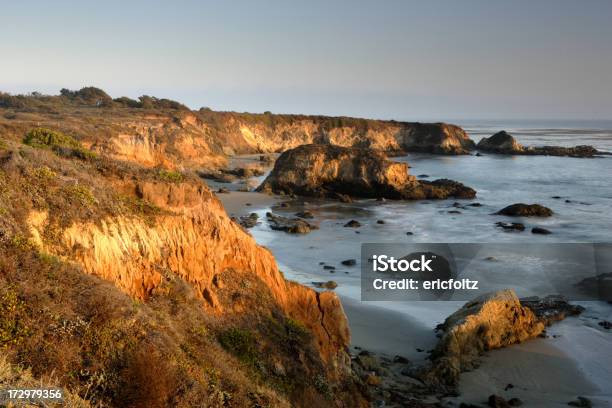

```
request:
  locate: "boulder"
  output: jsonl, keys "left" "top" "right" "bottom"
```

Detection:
{"left": 496, "top": 203, "right": 553, "bottom": 217}
{"left": 257, "top": 144, "right": 476, "bottom": 200}
{"left": 266, "top": 212, "right": 317, "bottom": 234}
{"left": 477, "top": 131, "right": 525, "bottom": 154}
{"left": 399, "top": 122, "right": 476, "bottom": 154}
{"left": 425, "top": 290, "right": 545, "bottom": 387}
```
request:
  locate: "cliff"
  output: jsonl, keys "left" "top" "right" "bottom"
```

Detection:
{"left": 0, "top": 88, "right": 476, "bottom": 172}
{"left": 0, "top": 136, "right": 364, "bottom": 406}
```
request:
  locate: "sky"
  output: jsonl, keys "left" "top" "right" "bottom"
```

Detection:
{"left": 1, "top": 0, "right": 611, "bottom": 120}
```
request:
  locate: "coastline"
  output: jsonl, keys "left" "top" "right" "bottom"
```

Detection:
{"left": 217, "top": 188, "right": 612, "bottom": 407}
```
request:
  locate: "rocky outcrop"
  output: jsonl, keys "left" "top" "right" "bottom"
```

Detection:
{"left": 496, "top": 203, "right": 553, "bottom": 217}
{"left": 477, "top": 131, "right": 524, "bottom": 153}
{"left": 257, "top": 144, "right": 476, "bottom": 200}
{"left": 425, "top": 290, "right": 545, "bottom": 388}
{"left": 398, "top": 122, "right": 475, "bottom": 154}
{"left": 477, "top": 130, "right": 599, "bottom": 157}
{"left": 424, "top": 290, "right": 583, "bottom": 389}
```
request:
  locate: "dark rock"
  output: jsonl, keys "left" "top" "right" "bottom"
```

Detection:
{"left": 531, "top": 227, "right": 552, "bottom": 235}
{"left": 341, "top": 259, "right": 357, "bottom": 266}
{"left": 467, "top": 202, "right": 482, "bottom": 207}
{"left": 323, "top": 265, "right": 336, "bottom": 270}
{"left": 552, "top": 196, "right": 562, "bottom": 199}
{"left": 488, "top": 394, "right": 510, "bottom": 408}
{"left": 238, "top": 213, "right": 259, "bottom": 228}
{"left": 376, "top": 219, "right": 385, "bottom": 224}
{"left": 448, "top": 210, "right": 462, "bottom": 214}
{"left": 478, "top": 130, "right": 598, "bottom": 157}
{"left": 508, "top": 398, "right": 523, "bottom": 407}
{"left": 417, "top": 174, "right": 430, "bottom": 178}
{"left": 520, "top": 295, "right": 585, "bottom": 325}
{"left": 217, "top": 187, "right": 230, "bottom": 194}
{"left": 598, "top": 320, "right": 611, "bottom": 330}
{"left": 495, "top": 221, "right": 525, "bottom": 231}
{"left": 401, "top": 122, "right": 476, "bottom": 154}
{"left": 504, "top": 383, "right": 514, "bottom": 391}
{"left": 496, "top": 203, "right": 553, "bottom": 217}
{"left": 344, "top": 220, "right": 361, "bottom": 228}
{"left": 567, "top": 396, "right": 592, "bottom": 407}
{"left": 406, "top": 231, "right": 414, "bottom": 235}
{"left": 478, "top": 131, "right": 524, "bottom": 154}
{"left": 266, "top": 212, "right": 317, "bottom": 234}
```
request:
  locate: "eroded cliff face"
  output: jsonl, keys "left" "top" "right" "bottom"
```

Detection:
{"left": 31, "top": 178, "right": 351, "bottom": 377}
{"left": 0, "top": 105, "right": 476, "bottom": 172}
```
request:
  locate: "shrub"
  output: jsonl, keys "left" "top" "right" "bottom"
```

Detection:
{"left": 158, "top": 169, "right": 184, "bottom": 183}
{"left": 218, "top": 328, "right": 258, "bottom": 366}
{"left": 23, "top": 128, "right": 97, "bottom": 161}
{"left": 0, "top": 287, "right": 31, "bottom": 348}
{"left": 23, "top": 128, "right": 81, "bottom": 150}
{"left": 64, "top": 184, "right": 96, "bottom": 206}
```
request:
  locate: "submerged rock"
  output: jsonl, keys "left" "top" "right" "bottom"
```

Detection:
{"left": 344, "top": 220, "right": 362, "bottom": 228}
{"left": 477, "top": 130, "right": 598, "bottom": 157}
{"left": 257, "top": 144, "right": 476, "bottom": 200}
{"left": 266, "top": 212, "right": 317, "bottom": 234}
{"left": 341, "top": 259, "right": 357, "bottom": 266}
{"left": 496, "top": 203, "right": 553, "bottom": 217}
{"left": 531, "top": 226, "right": 552, "bottom": 235}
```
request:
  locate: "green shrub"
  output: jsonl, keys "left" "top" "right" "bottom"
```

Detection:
{"left": 285, "top": 318, "right": 309, "bottom": 344}
{"left": 218, "top": 328, "right": 258, "bottom": 365}
{"left": 64, "top": 184, "right": 96, "bottom": 206}
{"left": 23, "top": 128, "right": 81, "bottom": 150}
{"left": 0, "top": 287, "right": 31, "bottom": 348}
{"left": 158, "top": 169, "right": 184, "bottom": 183}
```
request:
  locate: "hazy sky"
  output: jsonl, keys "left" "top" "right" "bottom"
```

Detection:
{"left": 1, "top": 0, "right": 611, "bottom": 120}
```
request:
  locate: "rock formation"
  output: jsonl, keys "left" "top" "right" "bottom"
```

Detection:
{"left": 496, "top": 203, "right": 553, "bottom": 217}
{"left": 257, "top": 144, "right": 476, "bottom": 200}
{"left": 477, "top": 130, "right": 599, "bottom": 157}
{"left": 398, "top": 122, "right": 475, "bottom": 154}
{"left": 424, "top": 290, "right": 582, "bottom": 389}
